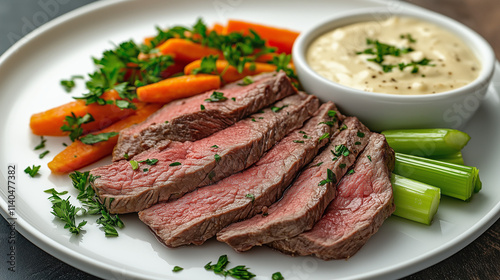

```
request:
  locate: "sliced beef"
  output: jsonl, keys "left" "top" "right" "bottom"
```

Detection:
{"left": 91, "top": 93, "right": 319, "bottom": 214}
{"left": 138, "top": 102, "right": 344, "bottom": 247}
{"left": 269, "top": 133, "right": 395, "bottom": 260}
{"left": 216, "top": 117, "right": 372, "bottom": 252}
{"left": 113, "top": 71, "right": 296, "bottom": 161}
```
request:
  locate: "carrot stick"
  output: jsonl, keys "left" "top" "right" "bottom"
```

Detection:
{"left": 137, "top": 74, "right": 221, "bottom": 103}
{"left": 157, "top": 38, "right": 223, "bottom": 62}
{"left": 30, "top": 90, "right": 139, "bottom": 136}
{"left": 48, "top": 103, "right": 162, "bottom": 174}
{"left": 184, "top": 60, "right": 277, "bottom": 83}
{"left": 209, "top": 23, "right": 226, "bottom": 35}
{"left": 225, "top": 19, "right": 299, "bottom": 54}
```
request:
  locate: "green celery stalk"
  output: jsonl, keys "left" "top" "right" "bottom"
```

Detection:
{"left": 428, "top": 151, "right": 465, "bottom": 165}
{"left": 393, "top": 153, "right": 481, "bottom": 201}
{"left": 381, "top": 129, "right": 470, "bottom": 157}
{"left": 391, "top": 174, "right": 440, "bottom": 225}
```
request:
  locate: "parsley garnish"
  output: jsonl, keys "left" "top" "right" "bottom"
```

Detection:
{"left": 139, "top": 158, "right": 159, "bottom": 166}
{"left": 173, "top": 266, "right": 183, "bottom": 272}
{"left": 123, "top": 153, "right": 130, "bottom": 160}
{"left": 293, "top": 140, "right": 304, "bottom": 143}
{"left": 355, "top": 141, "right": 361, "bottom": 145}
{"left": 318, "top": 132, "right": 330, "bottom": 142}
{"left": 319, "top": 168, "right": 336, "bottom": 186}
{"left": 357, "top": 131, "right": 365, "bottom": 138}
{"left": 272, "top": 272, "right": 285, "bottom": 280}
{"left": 201, "top": 104, "right": 206, "bottom": 110}
{"left": 60, "top": 75, "right": 84, "bottom": 93}
{"left": 44, "top": 188, "right": 86, "bottom": 234}
{"left": 271, "top": 104, "right": 288, "bottom": 112}
{"left": 205, "top": 255, "right": 256, "bottom": 280}
{"left": 348, "top": 169, "right": 355, "bottom": 175}
{"left": 400, "top": 33, "right": 417, "bottom": 43}
{"left": 356, "top": 38, "right": 434, "bottom": 73}
{"left": 214, "top": 154, "right": 221, "bottom": 162}
{"left": 39, "top": 150, "right": 50, "bottom": 159}
{"left": 339, "top": 124, "right": 347, "bottom": 131}
{"left": 270, "top": 53, "right": 297, "bottom": 79}
{"left": 339, "top": 163, "right": 346, "bottom": 168}
{"left": 192, "top": 54, "right": 219, "bottom": 75}
{"left": 319, "top": 121, "right": 336, "bottom": 127}
{"left": 169, "top": 162, "right": 181, "bottom": 166}
{"left": 130, "top": 160, "right": 139, "bottom": 170}
{"left": 34, "top": 136, "right": 46, "bottom": 150}
{"left": 245, "top": 193, "right": 255, "bottom": 202}
{"left": 80, "top": 132, "right": 119, "bottom": 145}
{"left": 211, "top": 145, "right": 219, "bottom": 148}
{"left": 69, "top": 171, "right": 124, "bottom": 237}
{"left": 332, "top": 145, "right": 350, "bottom": 157}
{"left": 367, "top": 155, "right": 372, "bottom": 162}
{"left": 61, "top": 113, "right": 94, "bottom": 142}
{"left": 24, "top": 165, "right": 41, "bottom": 177}
{"left": 205, "top": 91, "right": 228, "bottom": 102}
{"left": 238, "top": 76, "right": 254, "bottom": 86}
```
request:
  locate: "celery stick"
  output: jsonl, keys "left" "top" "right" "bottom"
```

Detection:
{"left": 391, "top": 174, "right": 440, "bottom": 225}
{"left": 428, "top": 152, "right": 465, "bottom": 165}
{"left": 381, "top": 129, "right": 470, "bottom": 157}
{"left": 393, "top": 153, "right": 480, "bottom": 201}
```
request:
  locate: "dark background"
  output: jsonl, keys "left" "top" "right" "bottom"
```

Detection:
{"left": 1, "top": 0, "right": 499, "bottom": 279}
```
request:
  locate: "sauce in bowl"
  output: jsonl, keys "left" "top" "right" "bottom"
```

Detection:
{"left": 306, "top": 17, "right": 481, "bottom": 95}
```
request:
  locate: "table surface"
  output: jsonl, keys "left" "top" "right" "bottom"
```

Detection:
{"left": 1, "top": 0, "right": 499, "bottom": 279}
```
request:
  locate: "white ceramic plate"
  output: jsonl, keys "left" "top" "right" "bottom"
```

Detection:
{"left": 0, "top": 0, "right": 499, "bottom": 279}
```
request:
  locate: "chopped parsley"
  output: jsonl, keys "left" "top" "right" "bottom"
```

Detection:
{"left": 367, "top": 155, "right": 372, "bottom": 162}
{"left": 205, "top": 255, "right": 256, "bottom": 280}
{"left": 211, "top": 145, "right": 219, "bottom": 148}
{"left": 80, "top": 132, "right": 119, "bottom": 145}
{"left": 60, "top": 113, "right": 94, "bottom": 142}
{"left": 245, "top": 193, "right": 255, "bottom": 202}
{"left": 293, "top": 140, "right": 304, "bottom": 143}
{"left": 319, "top": 168, "right": 336, "bottom": 186}
{"left": 332, "top": 145, "right": 350, "bottom": 157}
{"left": 339, "top": 163, "right": 346, "bottom": 168}
{"left": 205, "top": 91, "right": 228, "bottom": 102}
{"left": 318, "top": 132, "right": 330, "bottom": 142}
{"left": 271, "top": 104, "right": 288, "bottom": 113}
{"left": 24, "top": 165, "right": 41, "bottom": 177}
{"left": 339, "top": 124, "right": 348, "bottom": 131}
{"left": 172, "top": 266, "right": 183, "bottom": 272}
{"left": 272, "top": 272, "right": 285, "bottom": 280}
{"left": 214, "top": 154, "right": 221, "bottom": 162}
{"left": 356, "top": 37, "right": 434, "bottom": 73}
{"left": 130, "top": 160, "right": 139, "bottom": 170}
{"left": 357, "top": 131, "right": 365, "bottom": 138}
{"left": 169, "top": 162, "right": 181, "bottom": 166}
{"left": 348, "top": 169, "right": 355, "bottom": 175}
{"left": 139, "top": 158, "right": 159, "bottom": 166}
{"left": 39, "top": 150, "right": 50, "bottom": 159}
{"left": 400, "top": 33, "right": 417, "bottom": 43}
{"left": 355, "top": 141, "right": 361, "bottom": 145}
{"left": 34, "top": 136, "right": 47, "bottom": 150}
{"left": 238, "top": 76, "right": 254, "bottom": 86}
{"left": 200, "top": 104, "right": 206, "bottom": 110}
{"left": 60, "top": 75, "right": 84, "bottom": 93}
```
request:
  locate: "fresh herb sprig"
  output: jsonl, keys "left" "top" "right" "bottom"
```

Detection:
{"left": 69, "top": 171, "right": 124, "bottom": 237}
{"left": 60, "top": 113, "right": 94, "bottom": 142}
{"left": 44, "top": 188, "right": 87, "bottom": 234}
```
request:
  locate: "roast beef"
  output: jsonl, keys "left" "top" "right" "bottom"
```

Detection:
{"left": 269, "top": 133, "right": 395, "bottom": 260}
{"left": 90, "top": 93, "right": 319, "bottom": 214}
{"left": 138, "top": 102, "right": 344, "bottom": 247}
{"left": 113, "top": 71, "right": 296, "bottom": 161}
{"left": 216, "top": 117, "right": 372, "bottom": 252}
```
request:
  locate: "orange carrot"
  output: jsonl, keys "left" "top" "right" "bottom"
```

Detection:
{"left": 30, "top": 90, "right": 140, "bottom": 136}
{"left": 184, "top": 60, "right": 277, "bottom": 83}
{"left": 48, "top": 103, "right": 162, "bottom": 174}
{"left": 157, "top": 38, "right": 222, "bottom": 62}
{"left": 137, "top": 74, "right": 221, "bottom": 103}
{"left": 225, "top": 19, "right": 299, "bottom": 54}
{"left": 209, "top": 23, "right": 226, "bottom": 35}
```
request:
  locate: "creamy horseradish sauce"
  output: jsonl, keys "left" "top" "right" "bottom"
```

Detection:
{"left": 307, "top": 17, "right": 481, "bottom": 95}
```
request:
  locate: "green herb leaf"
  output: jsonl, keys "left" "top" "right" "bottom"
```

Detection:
{"left": 60, "top": 75, "right": 84, "bottom": 93}
{"left": 191, "top": 54, "right": 219, "bottom": 75}
{"left": 238, "top": 76, "right": 254, "bottom": 86}
{"left": 205, "top": 91, "right": 228, "bottom": 102}
{"left": 80, "top": 132, "right": 119, "bottom": 145}
{"left": 367, "top": 155, "right": 372, "bottom": 162}
{"left": 211, "top": 145, "right": 219, "bottom": 148}
{"left": 318, "top": 168, "right": 336, "bottom": 186}
{"left": 201, "top": 104, "right": 206, "bottom": 110}
{"left": 139, "top": 158, "right": 159, "bottom": 166}
{"left": 130, "top": 160, "right": 139, "bottom": 170}
{"left": 357, "top": 131, "right": 365, "bottom": 138}
{"left": 35, "top": 136, "right": 47, "bottom": 150}
{"left": 319, "top": 132, "right": 330, "bottom": 142}
{"left": 24, "top": 165, "right": 41, "bottom": 177}
{"left": 348, "top": 169, "right": 355, "bottom": 175}
{"left": 205, "top": 255, "right": 256, "bottom": 279}
{"left": 293, "top": 140, "right": 305, "bottom": 143}
{"left": 272, "top": 272, "right": 285, "bottom": 280}
{"left": 60, "top": 113, "right": 95, "bottom": 142}
{"left": 45, "top": 188, "right": 86, "bottom": 234}
{"left": 214, "top": 154, "right": 221, "bottom": 162}
{"left": 39, "top": 150, "right": 50, "bottom": 159}
{"left": 169, "top": 162, "right": 181, "bottom": 166}
{"left": 173, "top": 266, "right": 184, "bottom": 272}
{"left": 245, "top": 193, "right": 255, "bottom": 202}
{"left": 271, "top": 104, "right": 288, "bottom": 113}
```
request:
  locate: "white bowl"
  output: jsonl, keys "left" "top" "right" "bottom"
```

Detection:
{"left": 293, "top": 8, "right": 496, "bottom": 131}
